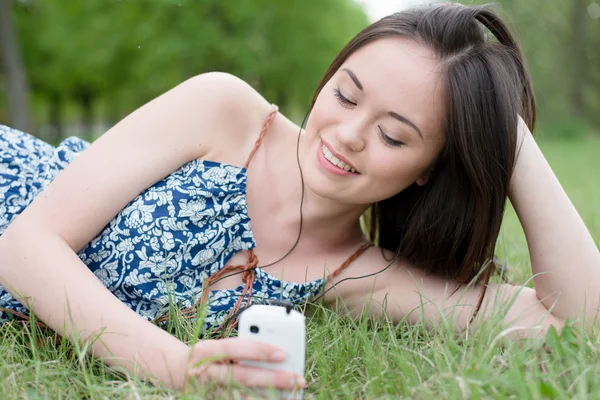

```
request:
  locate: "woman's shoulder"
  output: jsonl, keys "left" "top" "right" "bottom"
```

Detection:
{"left": 330, "top": 244, "right": 415, "bottom": 292}
{"left": 179, "top": 72, "right": 278, "bottom": 163}
{"left": 185, "top": 72, "right": 274, "bottom": 133}
{"left": 361, "top": 245, "right": 398, "bottom": 266}
{"left": 184, "top": 72, "right": 271, "bottom": 113}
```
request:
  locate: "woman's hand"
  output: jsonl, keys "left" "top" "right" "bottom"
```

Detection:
{"left": 183, "top": 337, "right": 306, "bottom": 392}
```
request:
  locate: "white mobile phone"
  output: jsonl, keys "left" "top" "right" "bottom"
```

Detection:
{"left": 238, "top": 303, "right": 306, "bottom": 398}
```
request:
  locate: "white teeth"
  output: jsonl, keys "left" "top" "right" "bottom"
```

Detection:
{"left": 321, "top": 145, "right": 357, "bottom": 173}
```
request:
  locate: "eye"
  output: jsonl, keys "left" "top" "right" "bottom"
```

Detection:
{"left": 378, "top": 126, "right": 405, "bottom": 147}
{"left": 333, "top": 87, "right": 356, "bottom": 108}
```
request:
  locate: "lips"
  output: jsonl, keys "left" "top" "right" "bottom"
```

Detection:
{"left": 321, "top": 139, "right": 359, "bottom": 173}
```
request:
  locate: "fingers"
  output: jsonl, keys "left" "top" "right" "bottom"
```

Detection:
{"left": 192, "top": 338, "right": 287, "bottom": 364}
{"left": 189, "top": 363, "right": 306, "bottom": 390}
{"left": 186, "top": 338, "right": 306, "bottom": 390}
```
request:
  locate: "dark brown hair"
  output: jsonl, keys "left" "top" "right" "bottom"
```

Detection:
{"left": 311, "top": 4, "right": 536, "bottom": 312}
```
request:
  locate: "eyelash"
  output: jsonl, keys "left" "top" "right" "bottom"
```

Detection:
{"left": 333, "top": 87, "right": 404, "bottom": 148}
{"left": 333, "top": 87, "right": 356, "bottom": 107}
{"left": 378, "top": 126, "right": 404, "bottom": 147}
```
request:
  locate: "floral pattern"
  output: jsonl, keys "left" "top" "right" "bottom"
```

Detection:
{"left": 0, "top": 125, "right": 325, "bottom": 330}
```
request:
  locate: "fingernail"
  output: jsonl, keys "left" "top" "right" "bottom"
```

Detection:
{"left": 269, "top": 351, "right": 286, "bottom": 361}
{"left": 290, "top": 376, "right": 306, "bottom": 387}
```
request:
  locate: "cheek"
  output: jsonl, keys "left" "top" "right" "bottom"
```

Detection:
{"left": 306, "top": 91, "right": 339, "bottom": 134}
{"left": 368, "top": 152, "right": 430, "bottom": 190}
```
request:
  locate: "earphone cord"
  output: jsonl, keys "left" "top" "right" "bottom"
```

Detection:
{"left": 206, "top": 247, "right": 401, "bottom": 312}
{"left": 205, "top": 108, "right": 309, "bottom": 289}
{"left": 204, "top": 248, "right": 401, "bottom": 330}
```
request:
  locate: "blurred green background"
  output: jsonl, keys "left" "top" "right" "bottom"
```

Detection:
{"left": 0, "top": 0, "right": 598, "bottom": 144}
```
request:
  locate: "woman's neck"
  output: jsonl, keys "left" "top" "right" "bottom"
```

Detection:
{"left": 246, "top": 117, "right": 368, "bottom": 253}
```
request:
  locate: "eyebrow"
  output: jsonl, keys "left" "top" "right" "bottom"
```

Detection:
{"left": 389, "top": 112, "right": 424, "bottom": 141}
{"left": 342, "top": 68, "right": 424, "bottom": 141}
{"left": 342, "top": 68, "right": 363, "bottom": 91}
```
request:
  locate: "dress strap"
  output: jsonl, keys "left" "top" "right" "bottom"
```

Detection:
{"left": 154, "top": 248, "right": 259, "bottom": 336}
{"left": 243, "top": 104, "right": 278, "bottom": 169}
{"left": 326, "top": 243, "right": 373, "bottom": 280}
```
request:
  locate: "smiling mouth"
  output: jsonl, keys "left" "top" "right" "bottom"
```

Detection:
{"left": 320, "top": 144, "right": 358, "bottom": 173}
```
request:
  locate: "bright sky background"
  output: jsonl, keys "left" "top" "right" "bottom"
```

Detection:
{"left": 357, "top": 0, "right": 434, "bottom": 21}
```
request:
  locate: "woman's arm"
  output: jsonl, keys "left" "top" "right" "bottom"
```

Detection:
{"left": 508, "top": 121, "right": 600, "bottom": 328}
{"left": 0, "top": 226, "right": 192, "bottom": 388}
{"left": 0, "top": 72, "right": 277, "bottom": 389}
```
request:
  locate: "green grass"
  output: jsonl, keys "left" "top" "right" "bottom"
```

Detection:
{"left": 1, "top": 137, "right": 599, "bottom": 399}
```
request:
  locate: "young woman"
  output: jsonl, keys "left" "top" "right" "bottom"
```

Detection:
{"left": 0, "top": 3, "right": 598, "bottom": 393}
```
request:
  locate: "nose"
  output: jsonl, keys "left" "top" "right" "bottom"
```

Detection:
{"left": 336, "top": 121, "right": 366, "bottom": 152}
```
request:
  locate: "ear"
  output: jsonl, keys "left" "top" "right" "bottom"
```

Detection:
{"left": 416, "top": 168, "right": 433, "bottom": 186}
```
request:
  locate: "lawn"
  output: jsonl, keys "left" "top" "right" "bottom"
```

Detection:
{"left": 0, "top": 137, "right": 599, "bottom": 399}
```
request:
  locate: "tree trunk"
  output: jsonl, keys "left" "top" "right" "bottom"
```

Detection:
{"left": 48, "top": 91, "right": 63, "bottom": 144}
{"left": 0, "top": 0, "right": 32, "bottom": 132}
{"left": 76, "top": 88, "right": 94, "bottom": 141}
{"left": 107, "top": 94, "right": 121, "bottom": 127}
{"left": 571, "top": 0, "right": 587, "bottom": 117}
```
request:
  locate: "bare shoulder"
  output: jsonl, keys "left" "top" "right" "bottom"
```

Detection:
{"left": 328, "top": 245, "right": 470, "bottom": 302}
{"left": 323, "top": 245, "right": 406, "bottom": 304}
{"left": 185, "top": 72, "right": 272, "bottom": 125}
{"left": 174, "top": 72, "right": 274, "bottom": 158}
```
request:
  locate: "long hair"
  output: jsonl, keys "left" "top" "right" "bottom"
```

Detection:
{"left": 311, "top": 4, "right": 536, "bottom": 311}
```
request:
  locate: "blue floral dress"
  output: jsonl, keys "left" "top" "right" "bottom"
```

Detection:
{"left": 0, "top": 115, "right": 327, "bottom": 331}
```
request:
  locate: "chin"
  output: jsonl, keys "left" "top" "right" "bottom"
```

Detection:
{"left": 302, "top": 166, "right": 339, "bottom": 199}
{"left": 302, "top": 168, "right": 367, "bottom": 205}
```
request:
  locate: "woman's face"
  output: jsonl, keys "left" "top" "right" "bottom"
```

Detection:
{"left": 301, "top": 37, "right": 446, "bottom": 205}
